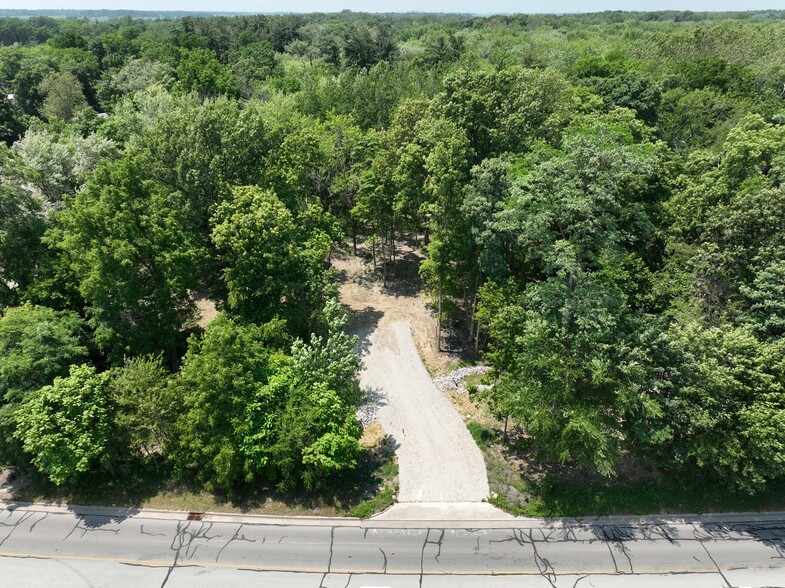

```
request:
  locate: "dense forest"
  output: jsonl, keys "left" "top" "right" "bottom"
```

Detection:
{"left": 1, "top": 10, "right": 784, "bottom": 502}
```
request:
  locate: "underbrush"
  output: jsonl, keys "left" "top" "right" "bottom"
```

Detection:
{"left": 459, "top": 394, "right": 785, "bottom": 518}
{"left": 10, "top": 428, "right": 399, "bottom": 518}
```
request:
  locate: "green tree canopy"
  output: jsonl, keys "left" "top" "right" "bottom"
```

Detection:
{"left": 15, "top": 364, "right": 112, "bottom": 486}
{"left": 170, "top": 314, "right": 288, "bottom": 493}
{"left": 38, "top": 70, "right": 88, "bottom": 122}
{"left": 211, "top": 185, "right": 334, "bottom": 335}
{"left": 650, "top": 323, "right": 785, "bottom": 493}
{"left": 0, "top": 302, "right": 87, "bottom": 404}
{"left": 476, "top": 114, "right": 665, "bottom": 474}
{"left": 175, "top": 47, "right": 237, "bottom": 98}
{"left": 270, "top": 299, "right": 362, "bottom": 490}
{"left": 109, "top": 354, "right": 175, "bottom": 457}
{"left": 0, "top": 147, "right": 47, "bottom": 307}
{"left": 55, "top": 155, "right": 204, "bottom": 362}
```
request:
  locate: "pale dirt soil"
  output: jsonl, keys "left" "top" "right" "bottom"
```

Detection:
{"left": 188, "top": 290, "right": 219, "bottom": 330}
{"left": 359, "top": 422, "right": 386, "bottom": 447}
{"left": 333, "top": 241, "right": 461, "bottom": 377}
{"left": 447, "top": 390, "right": 494, "bottom": 427}
{"left": 0, "top": 467, "right": 14, "bottom": 500}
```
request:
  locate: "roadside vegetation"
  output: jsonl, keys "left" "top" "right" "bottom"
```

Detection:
{"left": 458, "top": 380, "right": 785, "bottom": 517}
{"left": 1, "top": 9, "right": 785, "bottom": 511}
{"left": 11, "top": 417, "right": 397, "bottom": 517}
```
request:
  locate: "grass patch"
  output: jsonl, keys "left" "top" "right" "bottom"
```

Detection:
{"left": 348, "top": 457, "right": 398, "bottom": 518}
{"left": 464, "top": 373, "right": 487, "bottom": 390}
{"left": 11, "top": 429, "right": 399, "bottom": 518}
{"left": 467, "top": 421, "right": 495, "bottom": 451}
{"left": 456, "top": 359, "right": 478, "bottom": 369}
{"left": 491, "top": 475, "right": 785, "bottom": 518}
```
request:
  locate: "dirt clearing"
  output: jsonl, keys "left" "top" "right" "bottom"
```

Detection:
{"left": 333, "top": 242, "right": 460, "bottom": 376}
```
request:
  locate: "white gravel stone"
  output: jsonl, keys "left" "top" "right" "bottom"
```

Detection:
{"left": 433, "top": 365, "right": 491, "bottom": 393}
{"left": 355, "top": 402, "right": 378, "bottom": 429}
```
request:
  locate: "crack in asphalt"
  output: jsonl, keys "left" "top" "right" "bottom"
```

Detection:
{"left": 606, "top": 540, "right": 620, "bottom": 573}
{"left": 418, "top": 530, "right": 427, "bottom": 588}
{"left": 599, "top": 527, "right": 635, "bottom": 575}
{"left": 653, "top": 524, "right": 674, "bottom": 544}
{"left": 63, "top": 516, "right": 121, "bottom": 542}
{"left": 418, "top": 528, "right": 446, "bottom": 587}
{"left": 27, "top": 512, "right": 49, "bottom": 534}
{"left": 525, "top": 529, "right": 557, "bottom": 588}
{"left": 140, "top": 525, "right": 166, "bottom": 538}
{"left": 5, "top": 510, "right": 785, "bottom": 584}
{"left": 559, "top": 527, "right": 578, "bottom": 542}
{"left": 319, "top": 526, "right": 335, "bottom": 588}
{"left": 0, "top": 553, "right": 50, "bottom": 560}
{"left": 216, "top": 523, "right": 255, "bottom": 562}
{"left": 160, "top": 520, "right": 221, "bottom": 588}
{"left": 379, "top": 546, "right": 388, "bottom": 573}
{"left": 699, "top": 541, "right": 732, "bottom": 588}
{"left": 572, "top": 574, "right": 590, "bottom": 587}
{"left": 433, "top": 529, "right": 445, "bottom": 563}
{"left": 57, "top": 557, "right": 97, "bottom": 588}
{"left": 489, "top": 528, "right": 558, "bottom": 587}
{"left": 0, "top": 511, "right": 35, "bottom": 547}
{"left": 597, "top": 524, "right": 638, "bottom": 572}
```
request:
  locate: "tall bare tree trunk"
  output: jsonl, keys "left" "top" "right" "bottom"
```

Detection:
{"left": 382, "top": 244, "right": 388, "bottom": 288}
{"left": 166, "top": 345, "right": 179, "bottom": 372}
{"left": 436, "top": 279, "right": 443, "bottom": 351}
{"left": 469, "top": 284, "right": 478, "bottom": 338}
{"left": 565, "top": 271, "right": 575, "bottom": 331}
{"left": 391, "top": 227, "right": 396, "bottom": 263}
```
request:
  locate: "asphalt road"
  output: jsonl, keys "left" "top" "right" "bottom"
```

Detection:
{"left": 1, "top": 505, "right": 784, "bottom": 587}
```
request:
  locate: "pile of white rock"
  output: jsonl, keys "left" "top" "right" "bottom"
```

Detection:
{"left": 356, "top": 403, "right": 378, "bottom": 428}
{"left": 433, "top": 365, "right": 491, "bottom": 393}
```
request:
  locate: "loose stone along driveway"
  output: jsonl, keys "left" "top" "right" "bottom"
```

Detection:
{"left": 356, "top": 321, "right": 490, "bottom": 503}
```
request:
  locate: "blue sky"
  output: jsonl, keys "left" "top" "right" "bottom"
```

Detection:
{"left": 5, "top": 1, "right": 785, "bottom": 14}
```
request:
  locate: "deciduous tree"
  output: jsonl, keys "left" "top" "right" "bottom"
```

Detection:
{"left": 15, "top": 364, "right": 112, "bottom": 486}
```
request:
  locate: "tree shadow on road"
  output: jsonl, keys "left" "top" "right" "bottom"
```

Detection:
{"left": 360, "top": 385, "right": 388, "bottom": 411}
{"left": 380, "top": 250, "right": 425, "bottom": 298}
{"left": 349, "top": 308, "right": 384, "bottom": 359}
{"left": 68, "top": 509, "right": 141, "bottom": 529}
{"left": 695, "top": 520, "right": 785, "bottom": 559}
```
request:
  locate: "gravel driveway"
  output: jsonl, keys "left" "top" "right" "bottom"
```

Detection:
{"left": 356, "top": 322, "right": 490, "bottom": 502}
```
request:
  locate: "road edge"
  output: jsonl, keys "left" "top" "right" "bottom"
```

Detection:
{"left": 3, "top": 499, "right": 785, "bottom": 529}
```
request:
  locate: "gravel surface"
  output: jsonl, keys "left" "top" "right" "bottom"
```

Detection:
{"left": 433, "top": 365, "right": 491, "bottom": 393}
{"left": 0, "top": 467, "right": 13, "bottom": 499}
{"left": 356, "top": 322, "right": 490, "bottom": 502}
{"left": 355, "top": 402, "right": 378, "bottom": 428}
